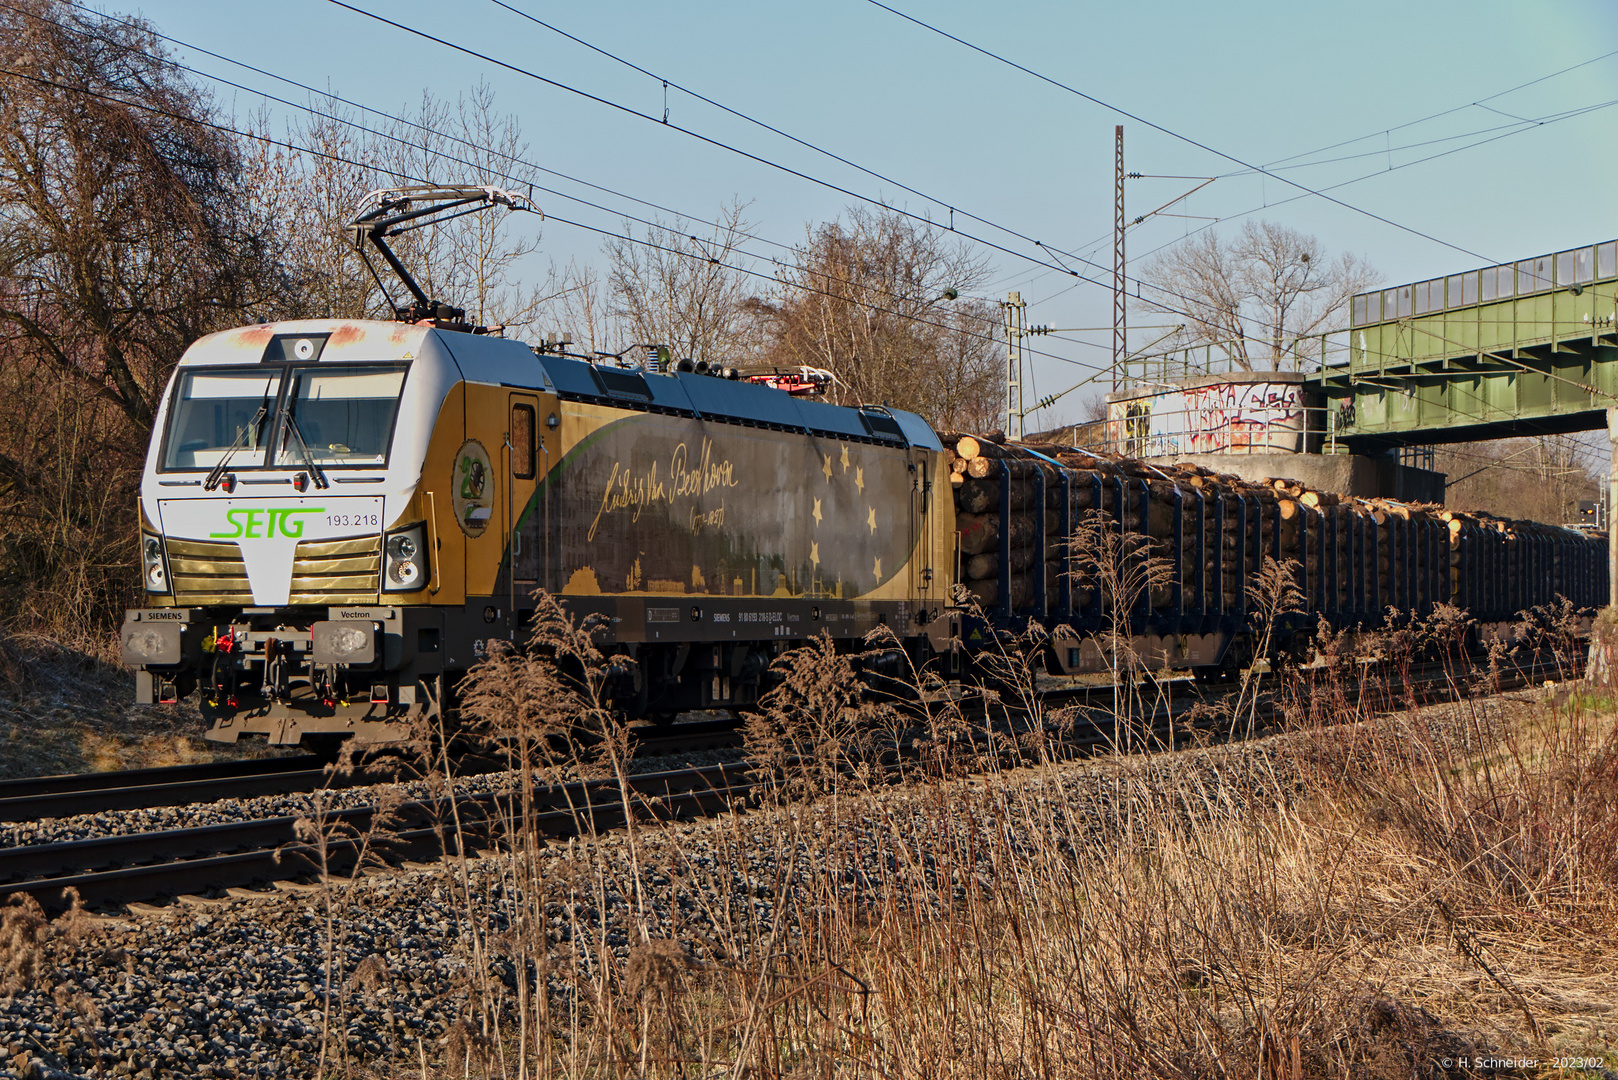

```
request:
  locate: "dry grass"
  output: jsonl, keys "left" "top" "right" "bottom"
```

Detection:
{"left": 0, "top": 628, "right": 284, "bottom": 777}
{"left": 346, "top": 593, "right": 1617, "bottom": 1079}
{"left": 13, "top": 589, "right": 1614, "bottom": 1078}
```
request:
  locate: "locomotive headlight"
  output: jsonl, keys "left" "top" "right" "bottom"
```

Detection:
{"left": 142, "top": 535, "right": 169, "bottom": 594}
{"left": 383, "top": 523, "right": 428, "bottom": 592}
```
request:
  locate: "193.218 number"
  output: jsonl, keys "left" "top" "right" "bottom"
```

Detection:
{"left": 326, "top": 513, "right": 380, "bottom": 528}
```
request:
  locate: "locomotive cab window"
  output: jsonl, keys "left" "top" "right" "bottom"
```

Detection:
{"left": 162, "top": 370, "right": 282, "bottom": 470}
{"left": 511, "top": 404, "right": 536, "bottom": 479}
{"left": 272, "top": 365, "right": 407, "bottom": 468}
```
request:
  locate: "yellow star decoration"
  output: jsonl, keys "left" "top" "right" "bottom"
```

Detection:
{"left": 810, "top": 541, "right": 821, "bottom": 567}
{"left": 812, "top": 497, "right": 823, "bottom": 526}
{"left": 822, "top": 454, "right": 833, "bottom": 481}
{"left": 873, "top": 556, "right": 882, "bottom": 580}
{"left": 854, "top": 466, "right": 865, "bottom": 493}
{"left": 867, "top": 506, "right": 877, "bottom": 534}
{"left": 840, "top": 445, "right": 850, "bottom": 472}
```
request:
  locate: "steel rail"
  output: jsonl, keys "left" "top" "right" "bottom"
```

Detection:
{"left": 0, "top": 756, "right": 330, "bottom": 824}
{"left": 0, "top": 762, "right": 754, "bottom": 914}
{"left": 0, "top": 754, "right": 323, "bottom": 801}
{"left": 0, "top": 717, "right": 745, "bottom": 826}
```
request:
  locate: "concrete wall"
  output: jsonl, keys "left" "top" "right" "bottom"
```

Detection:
{"left": 1164, "top": 451, "right": 1446, "bottom": 504}
{"left": 1106, "top": 372, "right": 1309, "bottom": 456}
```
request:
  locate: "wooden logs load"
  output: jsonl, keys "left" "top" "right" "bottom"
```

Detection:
{"left": 944, "top": 431, "right": 1603, "bottom": 619}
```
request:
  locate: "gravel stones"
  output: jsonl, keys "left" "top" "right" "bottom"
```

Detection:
{"left": 0, "top": 684, "right": 1562, "bottom": 1078}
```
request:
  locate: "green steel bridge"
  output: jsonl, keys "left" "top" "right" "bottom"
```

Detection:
{"left": 1315, "top": 239, "right": 1618, "bottom": 451}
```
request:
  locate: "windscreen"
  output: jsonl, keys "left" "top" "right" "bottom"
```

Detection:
{"left": 274, "top": 366, "right": 407, "bottom": 467}
{"left": 161, "top": 371, "right": 281, "bottom": 470}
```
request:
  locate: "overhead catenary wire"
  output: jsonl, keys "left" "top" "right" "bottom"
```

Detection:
{"left": 489, "top": 0, "right": 1274, "bottom": 333}
{"left": 50, "top": 0, "right": 800, "bottom": 261}
{"left": 865, "top": 0, "right": 1495, "bottom": 264}
{"left": 24, "top": 1, "right": 1125, "bottom": 368}
{"left": 984, "top": 82, "right": 1618, "bottom": 331}
{"left": 1254, "top": 46, "right": 1618, "bottom": 172}
{"left": 323, "top": 0, "right": 1105, "bottom": 290}
{"left": 315, "top": 0, "right": 1374, "bottom": 354}
{"left": 1004, "top": 54, "right": 1618, "bottom": 303}
{"left": 41, "top": 0, "right": 1606, "bottom": 406}
{"left": 345, "top": 0, "right": 1618, "bottom": 380}
{"left": 122, "top": 0, "right": 1106, "bottom": 332}
{"left": 1125, "top": 93, "right": 1618, "bottom": 274}
{"left": 62, "top": 0, "right": 1526, "bottom": 369}
{"left": 0, "top": 57, "right": 1131, "bottom": 383}
{"left": 487, "top": 0, "right": 1005, "bottom": 244}
{"left": 8, "top": 5, "right": 1611, "bottom": 460}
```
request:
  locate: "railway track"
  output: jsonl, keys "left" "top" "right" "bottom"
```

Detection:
{"left": 0, "top": 762, "right": 754, "bottom": 914}
{"left": 0, "top": 652, "right": 1575, "bottom": 916}
{"left": 0, "top": 755, "right": 331, "bottom": 824}
{"left": 0, "top": 717, "right": 745, "bottom": 827}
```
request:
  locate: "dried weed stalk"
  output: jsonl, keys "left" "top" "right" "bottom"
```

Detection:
{"left": 743, "top": 630, "right": 888, "bottom": 800}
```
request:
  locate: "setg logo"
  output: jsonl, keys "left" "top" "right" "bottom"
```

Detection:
{"left": 209, "top": 507, "right": 326, "bottom": 540}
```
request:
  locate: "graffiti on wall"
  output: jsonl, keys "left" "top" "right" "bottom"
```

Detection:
{"left": 1107, "top": 381, "right": 1305, "bottom": 457}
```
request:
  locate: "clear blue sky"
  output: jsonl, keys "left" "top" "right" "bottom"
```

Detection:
{"left": 126, "top": 0, "right": 1618, "bottom": 428}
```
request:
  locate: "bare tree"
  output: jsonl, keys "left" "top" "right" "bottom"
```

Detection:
{"left": 0, "top": 0, "right": 272, "bottom": 428}
{"left": 603, "top": 199, "right": 759, "bottom": 364}
{"left": 748, "top": 205, "right": 1002, "bottom": 429}
{"left": 375, "top": 84, "right": 562, "bottom": 337}
{"left": 921, "top": 301, "right": 1005, "bottom": 431}
{"left": 1135, "top": 220, "right": 1378, "bottom": 371}
{"left": 1436, "top": 434, "right": 1601, "bottom": 526}
{"left": 254, "top": 84, "right": 564, "bottom": 336}
{"left": 543, "top": 259, "right": 616, "bottom": 357}
{"left": 0, "top": 0, "right": 276, "bottom": 634}
{"left": 246, "top": 101, "right": 388, "bottom": 323}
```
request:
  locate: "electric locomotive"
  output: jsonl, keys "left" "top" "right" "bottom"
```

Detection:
{"left": 120, "top": 187, "right": 958, "bottom": 749}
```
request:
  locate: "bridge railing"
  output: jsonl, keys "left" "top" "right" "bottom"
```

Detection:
{"left": 1352, "top": 239, "right": 1616, "bottom": 326}
{"left": 1119, "top": 330, "right": 1350, "bottom": 389}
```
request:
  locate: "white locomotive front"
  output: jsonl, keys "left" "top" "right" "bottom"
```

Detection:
{"left": 121, "top": 318, "right": 557, "bottom": 747}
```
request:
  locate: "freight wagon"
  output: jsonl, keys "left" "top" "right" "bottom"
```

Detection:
{"left": 936, "top": 440, "right": 1605, "bottom": 675}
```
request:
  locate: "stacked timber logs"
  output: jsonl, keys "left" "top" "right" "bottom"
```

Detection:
{"left": 940, "top": 432, "right": 1605, "bottom": 620}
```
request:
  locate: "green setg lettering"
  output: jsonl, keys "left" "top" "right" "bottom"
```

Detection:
{"left": 209, "top": 507, "right": 326, "bottom": 540}
{"left": 209, "top": 508, "right": 248, "bottom": 539}
{"left": 268, "top": 507, "right": 325, "bottom": 538}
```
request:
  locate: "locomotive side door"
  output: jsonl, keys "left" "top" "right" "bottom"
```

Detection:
{"left": 910, "top": 447, "right": 934, "bottom": 608}
{"left": 507, "top": 393, "right": 541, "bottom": 629}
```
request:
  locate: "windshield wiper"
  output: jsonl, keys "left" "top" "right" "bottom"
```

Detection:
{"left": 203, "top": 405, "right": 267, "bottom": 491}
{"left": 283, "top": 409, "right": 329, "bottom": 490}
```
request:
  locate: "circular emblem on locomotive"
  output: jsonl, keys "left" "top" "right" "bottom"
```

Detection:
{"left": 453, "top": 439, "right": 494, "bottom": 537}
